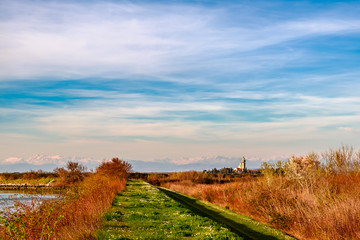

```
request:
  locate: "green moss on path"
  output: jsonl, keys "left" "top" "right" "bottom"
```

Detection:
{"left": 95, "top": 180, "right": 243, "bottom": 240}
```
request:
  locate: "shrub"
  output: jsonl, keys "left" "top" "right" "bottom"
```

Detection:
{"left": 96, "top": 158, "right": 132, "bottom": 179}
{"left": 284, "top": 153, "right": 320, "bottom": 192}
{"left": 54, "top": 161, "right": 86, "bottom": 186}
{"left": 322, "top": 145, "right": 360, "bottom": 173}
{"left": 0, "top": 197, "right": 63, "bottom": 240}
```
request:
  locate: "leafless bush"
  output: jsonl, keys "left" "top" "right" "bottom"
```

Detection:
{"left": 322, "top": 145, "right": 360, "bottom": 173}
{"left": 284, "top": 152, "right": 320, "bottom": 192}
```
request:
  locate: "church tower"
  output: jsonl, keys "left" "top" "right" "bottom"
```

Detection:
{"left": 238, "top": 156, "right": 246, "bottom": 171}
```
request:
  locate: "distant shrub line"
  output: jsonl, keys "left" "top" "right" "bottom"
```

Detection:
{"left": 0, "top": 171, "right": 57, "bottom": 181}
{"left": 132, "top": 170, "right": 259, "bottom": 186}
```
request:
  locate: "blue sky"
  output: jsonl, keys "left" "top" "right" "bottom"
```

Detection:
{"left": 1, "top": 0, "right": 360, "bottom": 172}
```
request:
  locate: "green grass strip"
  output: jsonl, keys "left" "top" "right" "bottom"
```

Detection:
{"left": 96, "top": 180, "right": 245, "bottom": 239}
{"left": 158, "top": 187, "right": 295, "bottom": 240}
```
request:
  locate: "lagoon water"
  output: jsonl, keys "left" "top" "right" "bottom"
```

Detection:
{"left": 0, "top": 191, "right": 58, "bottom": 212}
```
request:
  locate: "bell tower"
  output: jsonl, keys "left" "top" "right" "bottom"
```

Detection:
{"left": 239, "top": 156, "right": 246, "bottom": 171}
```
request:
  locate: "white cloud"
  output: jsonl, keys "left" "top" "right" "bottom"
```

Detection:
{"left": 25, "top": 154, "right": 63, "bottom": 165}
{"left": 337, "top": 126, "right": 358, "bottom": 133}
{"left": 2, "top": 91, "right": 359, "bottom": 144}
{"left": 1, "top": 1, "right": 360, "bottom": 167}
{"left": 159, "top": 154, "right": 292, "bottom": 167}
{"left": 0, "top": 2, "right": 217, "bottom": 80}
{"left": 0, "top": 154, "right": 99, "bottom": 166}
{"left": 1, "top": 1, "right": 360, "bottom": 80}
{"left": 3, "top": 157, "right": 23, "bottom": 164}
{"left": 169, "top": 156, "right": 220, "bottom": 165}
{"left": 283, "top": 19, "right": 360, "bottom": 34}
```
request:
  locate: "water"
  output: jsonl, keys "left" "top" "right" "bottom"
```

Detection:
{"left": 0, "top": 191, "right": 58, "bottom": 213}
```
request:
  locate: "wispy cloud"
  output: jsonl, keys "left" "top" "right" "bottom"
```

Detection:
{"left": 3, "top": 157, "right": 23, "bottom": 164}
{"left": 1, "top": 154, "right": 99, "bottom": 166}
{"left": 1, "top": 1, "right": 360, "bottom": 170}
{"left": 1, "top": 1, "right": 360, "bottom": 81}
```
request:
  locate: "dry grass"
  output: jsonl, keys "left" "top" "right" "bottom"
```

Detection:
{"left": 161, "top": 146, "right": 360, "bottom": 240}
{"left": 163, "top": 174, "right": 360, "bottom": 239}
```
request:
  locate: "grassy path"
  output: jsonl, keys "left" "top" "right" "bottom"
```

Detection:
{"left": 96, "top": 180, "right": 243, "bottom": 239}
{"left": 158, "top": 187, "right": 295, "bottom": 240}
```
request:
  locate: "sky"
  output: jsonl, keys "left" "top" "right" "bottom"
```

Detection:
{"left": 1, "top": 0, "right": 360, "bottom": 172}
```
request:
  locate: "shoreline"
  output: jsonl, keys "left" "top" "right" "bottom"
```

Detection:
{"left": 0, "top": 184, "right": 67, "bottom": 193}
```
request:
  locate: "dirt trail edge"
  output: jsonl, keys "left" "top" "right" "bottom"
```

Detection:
{"left": 158, "top": 187, "right": 295, "bottom": 240}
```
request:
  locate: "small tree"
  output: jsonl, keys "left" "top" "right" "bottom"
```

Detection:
{"left": 261, "top": 160, "right": 285, "bottom": 186}
{"left": 54, "top": 161, "right": 86, "bottom": 185}
{"left": 96, "top": 158, "right": 132, "bottom": 179}
{"left": 284, "top": 153, "right": 320, "bottom": 192}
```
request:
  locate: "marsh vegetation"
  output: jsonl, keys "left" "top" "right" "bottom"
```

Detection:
{"left": 149, "top": 145, "right": 360, "bottom": 240}
{"left": 2, "top": 145, "right": 359, "bottom": 239}
{"left": 0, "top": 158, "right": 131, "bottom": 240}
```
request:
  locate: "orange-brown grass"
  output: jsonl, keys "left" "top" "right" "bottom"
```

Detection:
{"left": 162, "top": 173, "right": 360, "bottom": 240}
{"left": 1, "top": 197, "right": 63, "bottom": 240}
{"left": 53, "top": 175, "right": 127, "bottom": 239}
{"left": 1, "top": 158, "right": 131, "bottom": 240}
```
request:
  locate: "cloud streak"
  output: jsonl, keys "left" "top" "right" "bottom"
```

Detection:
{"left": 1, "top": 154, "right": 99, "bottom": 166}
{"left": 1, "top": 1, "right": 360, "bottom": 171}
{"left": 1, "top": 1, "right": 360, "bottom": 81}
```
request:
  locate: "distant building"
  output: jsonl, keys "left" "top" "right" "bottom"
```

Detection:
{"left": 234, "top": 156, "right": 247, "bottom": 173}
{"left": 240, "top": 156, "right": 246, "bottom": 170}
{"left": 203, "top": 156, "right": 253, "bottom": 175}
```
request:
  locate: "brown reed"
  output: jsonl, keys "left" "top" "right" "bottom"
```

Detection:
{"left": 161, "top": 146, "right": 360, "bottom": 240}
{"left": 1, "top": 158, "right": 131, "bottom": 240}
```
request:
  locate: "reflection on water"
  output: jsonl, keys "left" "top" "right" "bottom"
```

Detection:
{"left": 0, "top": 191, "right": 58, "bottom": 213}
